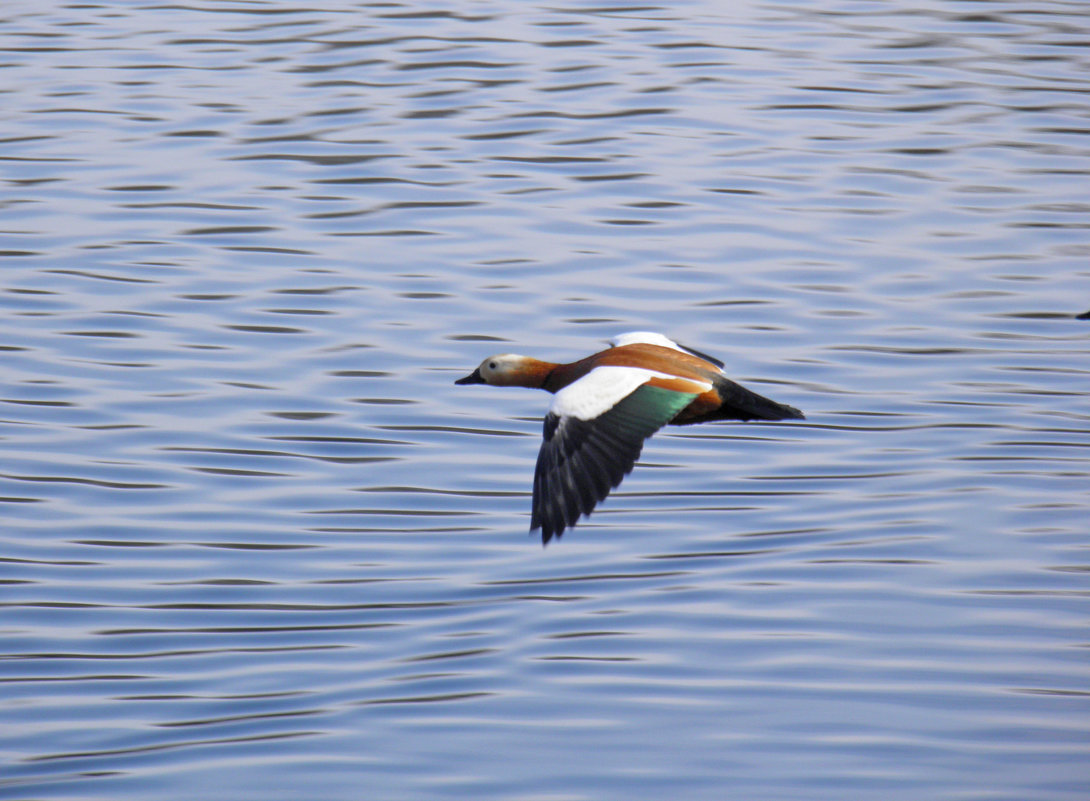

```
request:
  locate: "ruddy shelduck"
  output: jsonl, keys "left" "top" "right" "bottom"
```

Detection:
{"left": 456, "top": 332, "right": 804, "bottom": 543}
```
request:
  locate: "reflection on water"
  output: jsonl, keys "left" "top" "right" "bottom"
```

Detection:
{"left": 2, "top": 2, "right": 1089, "bottom": 800}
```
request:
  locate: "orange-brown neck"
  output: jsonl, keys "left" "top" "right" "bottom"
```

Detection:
{"left": 498, "top": 357, "right": 559, "bottom": 389}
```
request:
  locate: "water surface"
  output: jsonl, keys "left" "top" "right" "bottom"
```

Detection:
{"left": 1, "top": 2, "right": 1089, "bottom": 800}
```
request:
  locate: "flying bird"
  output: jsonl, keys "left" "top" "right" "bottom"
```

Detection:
{"left": 455, "top": 332, "right": 804, "bottom": 543}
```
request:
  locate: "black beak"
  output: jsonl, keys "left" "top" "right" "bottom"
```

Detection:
{"left": 455, "top": 368, "right": 485, "bottom": 385}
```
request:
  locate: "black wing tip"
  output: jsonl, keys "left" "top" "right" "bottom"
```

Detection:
{"left": 532, "top": 517, "right": 568, "bottom": 545}
{"left": 530, "top": 496, "right": 569, "bottom": 545}
{"left": 536, "top": 525, "right": 561, "bottom": 546}
{"left": 532, "top": 499, "right": 581, "bottom": 544}
{"left": 532, "top": 415, "right": 632, "bottom": 545}
{"left": 676, "top": 340, "right": 725, "bottom": 369}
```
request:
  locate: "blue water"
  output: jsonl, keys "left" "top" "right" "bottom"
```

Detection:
{"left": 2, "top": 2, "right": 1089, "bottom": 799}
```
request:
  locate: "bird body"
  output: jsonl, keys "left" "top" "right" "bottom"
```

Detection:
{"left": 456, "top": 332, "right": 803, "bottom": 543}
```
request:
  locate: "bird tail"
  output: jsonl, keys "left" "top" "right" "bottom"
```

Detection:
{"left": 708, "top": 376, "right": 805, "bottom": 422}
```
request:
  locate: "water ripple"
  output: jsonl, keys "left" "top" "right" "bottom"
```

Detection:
{"left": 1, "top": 1, "right": 1089, "bottom": 800}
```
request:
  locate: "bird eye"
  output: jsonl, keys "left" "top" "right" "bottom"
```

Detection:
{"left": 488, "top": 361, "right": 497, "bottom": 369}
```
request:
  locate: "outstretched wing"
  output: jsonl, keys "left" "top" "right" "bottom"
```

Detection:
{"left": 531, "top": 380, "right": 699, "bottom": 543}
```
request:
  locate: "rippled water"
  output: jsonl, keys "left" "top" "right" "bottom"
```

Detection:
{"left": 2, "top": 2, "right": 1089, "bottom": 799}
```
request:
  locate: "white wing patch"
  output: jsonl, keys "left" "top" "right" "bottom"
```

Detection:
{"left": 550, "top": 365, "right": 711, "bottom": 421}
{"left": 608, "top": 331, "right": 683, "bottom": 351}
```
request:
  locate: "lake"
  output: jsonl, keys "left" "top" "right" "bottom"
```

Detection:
{"left": 1, "top": 2, "right": 1088, "bottom": 799}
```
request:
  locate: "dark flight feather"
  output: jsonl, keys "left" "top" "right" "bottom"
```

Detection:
{"left": 531, "top": 384, "right": 698, "bottom": 543}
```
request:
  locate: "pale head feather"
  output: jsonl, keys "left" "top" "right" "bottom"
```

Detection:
{"left": 475, "top": 354, "right": 535, "bottom": 386}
